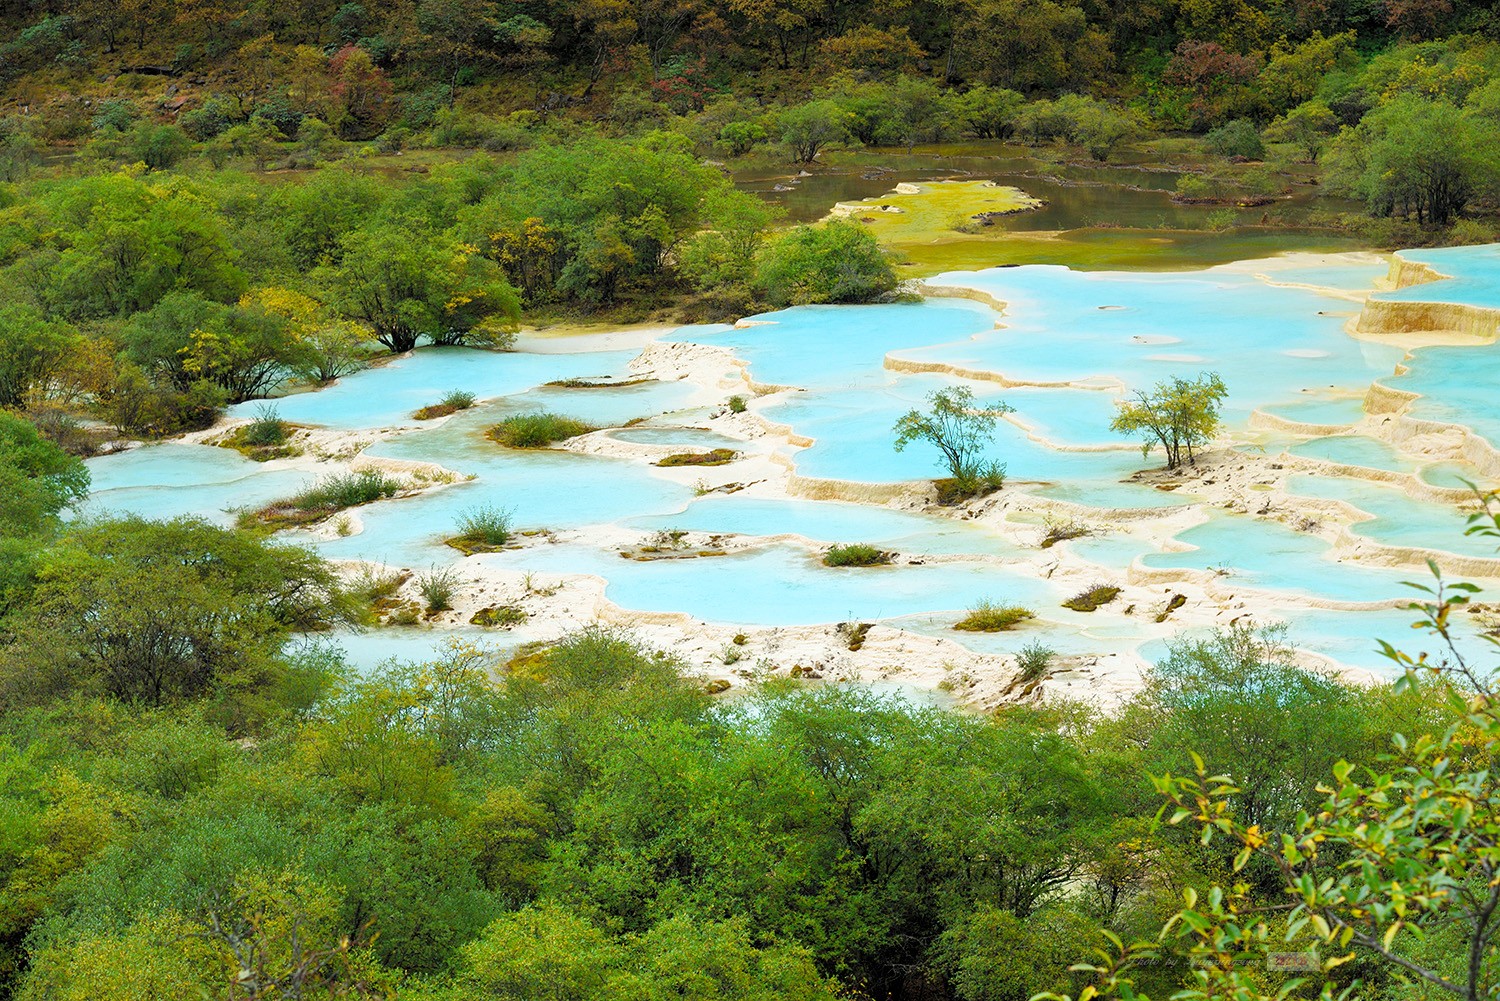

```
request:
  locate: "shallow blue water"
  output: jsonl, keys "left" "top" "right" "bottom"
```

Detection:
{"left": 226, "top": 346, "right": 646, "bottom": 429}
{"left": 894, "top": 263, "right": 1402, "bottom": 427}
{"left": 473, "top": 542, "right": 1059, "bottom": 626}
{"left": 1286, "top": 474, "right": 1494, "bottom": 558}
{"left": 626, "top": 495, "right": 1012, "bottom": 555}
{"left": 79, "top": 246, "right": 1500, "bottom": 676}
{"left": 81, "top": 444, "right": 317, "bottom": 526}
{"left": 1377, "top": 245, "right": 1500, "bottom": 309}
{"left": 1142, "top": 510, "right": 1419, "bottom": 603}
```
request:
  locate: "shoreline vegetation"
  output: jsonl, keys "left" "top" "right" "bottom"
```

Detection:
{"left": 1, "top": 22, "right": 1499, "bottom": 447}
{"left": 7, "top": 6, "right": 1500, "bottom": 1001}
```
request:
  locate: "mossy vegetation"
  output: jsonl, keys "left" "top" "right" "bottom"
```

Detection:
{"left": 953, "top": 600, "right": 1035, "bottom": 632}
{"left": 348, "top": 564, "right": 411, "bottom": 621}
{"left": 487, "top": 412, "right": 596, "bottom": 448}
{"left": 655, "top": 448, "right": 737, "bottom": 467}
{"left": 823, "top": 544, "right": 894, "bottom": 567}
{"left": 1063, "top": 584, "right": 1122, "bottom": 612}
{"left": 831, "top": 180, "right": 1044, "bottom": 272}
{"left": 470, "top": 605, "right": 527, "bottom": 627}
{"left": 1155, "top": 593, "right": 1189, "bottom": 622}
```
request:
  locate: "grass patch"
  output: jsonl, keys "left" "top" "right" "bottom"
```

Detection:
{"left": 413, "top": 389, "right": 478, "bottom": 421}
{"left": 446, "top": 505, "right": 515, "bottom": 554}
{"left": 487, "top": 411, "right": 596, "bottom": 448}
{"left": 248, "top": 470, "right": 403, "bottom": 528}
{"left": 242, "top": 404, "right": 289, "bottom": 446}
{"left": 953, "top": 600, "right": 1034, "bottom": 633}
{"left": 1062, "top": 584, "right": 1121, "bottom": 612}
{"left": 823, "top": 543, "right": 893, "bottom": 568}
{"left": 656, "top": 448, "right": 737, "bottom": 467}
{"left": 544, "top": 377, "right": 652, "bottom": 388}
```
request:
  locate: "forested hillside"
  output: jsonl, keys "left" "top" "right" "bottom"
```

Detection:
{"left": 0, "top": 0, "right": 1499, "bottom": 246}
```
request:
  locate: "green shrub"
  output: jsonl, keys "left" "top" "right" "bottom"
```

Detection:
{"left": 728, "top": 395, "right": 748, "bottom": 414}
{"left": 1204, "top": 118, "right": 1264, "bottom": 159}
{"left": 1174, "top": 173, "right": 1214, "bottom": 200}
{"left": 755, "top": 220, "right": 897, "bottom": 307}
{"left": 428, "top": 107, "right": 534, "bottom": 151}
{"left": 487, "top": 412, "right": 595, "bottom": 448}
{"left": 417, "top": 566, "right": 460, "bottom": 612}
{"left": 823, "top": 544, "right": 893, "bottom": 567}
{"left": 954, "top": 600, "right": 1034, "bottom": 632}
{"left": 241, "top": 404, "right": 288, "bottom": 447}
{"left": 1015, "top": 640, "right": 1056, "bottom": 682}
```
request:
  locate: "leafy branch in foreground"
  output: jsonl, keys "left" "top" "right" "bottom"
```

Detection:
{"left": 1040, "top": 488, "right": 1500, "bottom": 1001}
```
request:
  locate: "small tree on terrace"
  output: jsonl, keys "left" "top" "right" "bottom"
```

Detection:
{"left": 1110, "top": 372, "right": 1227, "bottom": 470}
{"left": 893, "top": 386, "right": 1014, "bottom": 493}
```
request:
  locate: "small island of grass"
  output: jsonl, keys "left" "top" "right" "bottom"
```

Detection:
{"left": 655, "top": 448, "right": 738, "bottom": 467}
{"left": 217, "top": 405, "right": 301, "bottom": 462}
{"left": 1063, "top": 584, "right": 1122, "bottom": 612}
{"left": 413, "top": 389, "right": 477, "bottom": 421}
{"left": 445, "top": 506, "right": 516, "bottom": 555}
{"left": 953, "top": 600, "right": 1035, "bottom": 633}
{"left": 487, "top": 412, "right": 596, "bottom": 448}
{"left": 243, "top": 469, "right": 403, "bottom": 529}
{"left": 823, "top": 544, "right": 894, "bottom": 567}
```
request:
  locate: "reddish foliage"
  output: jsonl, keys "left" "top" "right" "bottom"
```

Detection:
{"left": 1164, "top": 40, "right": 1261, "bottom": 92}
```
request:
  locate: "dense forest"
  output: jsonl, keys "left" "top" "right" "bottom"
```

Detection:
{"left": 3, "top": 2, "right": 1500, "bottom": 1000}
{"left": 4, "top": 434, "right": 1500, "bottom": 1000}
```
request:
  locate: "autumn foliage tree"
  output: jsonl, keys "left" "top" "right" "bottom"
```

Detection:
{"left": 1111, "top": 372, "right": 1227, "bottom": 469}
